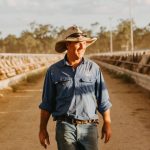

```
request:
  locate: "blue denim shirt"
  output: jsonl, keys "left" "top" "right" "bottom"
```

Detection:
{"left": 39, "top": 56, "right": 112, "bottom": 120}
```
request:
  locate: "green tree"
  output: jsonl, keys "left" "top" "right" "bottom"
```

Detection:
{"left": 3, "top": 34, "right": 18, "bottom": 53}
{"left": 114, "top": 19, "right": 132, "bottom": 50}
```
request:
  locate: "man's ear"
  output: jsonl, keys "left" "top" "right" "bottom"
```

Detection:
{"left": 66, "top": 42, "right": 70, "bottom": 49}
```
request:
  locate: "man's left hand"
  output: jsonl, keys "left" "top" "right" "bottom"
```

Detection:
{"left": 101, "top": 121, "right": 112, "bottom": 143}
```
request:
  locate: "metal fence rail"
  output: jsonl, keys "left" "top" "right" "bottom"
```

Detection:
{"left": 90, "top": 50, "right": 150, "bottom": 75}
{"left": 89, "top": 49, "right": 150, "bottom": 57}
{"left": 89, "top": 50, "right": 150, "bottom": 91}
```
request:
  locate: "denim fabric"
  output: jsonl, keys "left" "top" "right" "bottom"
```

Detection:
{"left": 56, "top": 121, "right": 99, "bottom": 150}
{"left": 39, "top": 56, "right": 112, "bottom": 120}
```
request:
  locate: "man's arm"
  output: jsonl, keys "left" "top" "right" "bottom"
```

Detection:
{"left": 95, "top": 68, "right": 112, "bottom": 143}
{"left": 101, "top": 109, "right": 112, "bottom": 143}
{"left": 39, "top": 109, "right": 51, "bottom": 149}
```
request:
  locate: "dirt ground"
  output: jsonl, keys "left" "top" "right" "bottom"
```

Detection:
{"left": 0, "top": 67, "right": 150, "bottom": 150}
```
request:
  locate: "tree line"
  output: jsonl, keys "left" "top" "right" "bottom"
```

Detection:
{"left": 0, "top": 19, "right": 150, "bottom": 54}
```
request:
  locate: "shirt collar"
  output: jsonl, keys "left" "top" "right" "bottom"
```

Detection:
{"left": 63, "top": 54, "right": 85, "bottom": 66}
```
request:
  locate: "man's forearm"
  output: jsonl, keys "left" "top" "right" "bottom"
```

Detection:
{"left": 102, "top": 109, "right": 111, "bottom": 123}
{"left": 40, "top": 109, "right": 51, "bottom": 130}
{"left": 101, "top": 109, "right": 112, "bottom": 143}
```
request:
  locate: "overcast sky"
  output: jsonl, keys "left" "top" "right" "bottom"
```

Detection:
{"left": 0, "top": 0, "right": 150, "bottom": 37}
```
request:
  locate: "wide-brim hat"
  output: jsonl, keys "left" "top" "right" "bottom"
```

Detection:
{"left": 55, "top": 26, "right": 97, "bottom": 53}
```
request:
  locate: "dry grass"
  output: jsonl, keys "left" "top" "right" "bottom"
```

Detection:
{"left": 104, "top": 68, "right": 135, "bottom": 84}
{"left": 10, "top": 69, "right": 47, "bottom": 92}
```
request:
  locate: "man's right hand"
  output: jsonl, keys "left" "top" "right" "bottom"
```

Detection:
{"left": 39, "top": 129, "right": 50, "bottom": 149}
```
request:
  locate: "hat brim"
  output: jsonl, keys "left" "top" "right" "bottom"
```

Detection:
{"left": 55, "top": 37, "right": 97, "bottom": 53}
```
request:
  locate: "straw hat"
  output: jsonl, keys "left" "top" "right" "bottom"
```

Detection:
{"left": 55, "top": 25, "right": 97, "bottom": 53}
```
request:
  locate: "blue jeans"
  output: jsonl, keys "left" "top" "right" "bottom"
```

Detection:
{"left": 55, "top": 121, "right": 99, "bottom": 150}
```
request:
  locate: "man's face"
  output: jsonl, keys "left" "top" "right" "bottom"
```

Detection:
{"left": 66, "top": 41, "right": 87, "bottom": 60}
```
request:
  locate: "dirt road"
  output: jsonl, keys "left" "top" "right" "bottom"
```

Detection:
{"left": 0, "top": 67, "right": 150, "bottom": 150}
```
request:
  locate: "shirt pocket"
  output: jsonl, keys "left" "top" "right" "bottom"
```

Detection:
{"left": 79, "top": 77, "right": 96, "bottom": 91}
{"left": 80, "top": 77, "right": 96, "bottom": 83}
{"left": 54, "top": 77, "right": 73, "bottom": 99}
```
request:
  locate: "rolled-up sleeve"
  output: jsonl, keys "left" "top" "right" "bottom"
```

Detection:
{"left": 95, "top": 68, "right": 112, "bottom": 114}
{"left": 39, "top": 68, "right": 56, "bottom": 113}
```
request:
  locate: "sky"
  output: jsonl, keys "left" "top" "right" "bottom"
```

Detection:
{"left": 0, "top": 0, "right": 150, "bottom": 38}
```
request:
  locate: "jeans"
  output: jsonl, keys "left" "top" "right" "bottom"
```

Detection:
{"left": 55, "top": 121, "right": 99, "bottom": 150}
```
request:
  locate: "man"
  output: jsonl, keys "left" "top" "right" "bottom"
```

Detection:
{"left": 39, "top": 26, "right": 112, "bottom": 150}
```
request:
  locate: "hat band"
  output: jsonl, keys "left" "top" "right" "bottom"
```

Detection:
{"left": 66, "top": 33, "right": 87, "bottom": 39}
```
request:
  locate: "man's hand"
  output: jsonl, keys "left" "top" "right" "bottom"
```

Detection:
{"left": 39, "top": 110, "right": 51, "bottom": 148}
{"left": 101, "top": 121, "right": 112, "bottom": 143}
{"left": 39, "top": 129, "right": 50, "bottom": 149}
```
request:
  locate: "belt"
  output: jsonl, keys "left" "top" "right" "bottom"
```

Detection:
{"left": 54, "top": 116, "right": 99, "bottom": 125}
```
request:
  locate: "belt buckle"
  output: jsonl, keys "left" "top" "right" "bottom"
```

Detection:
{"left": 72, "top": 118, "right": 77, "bottom": 124}
{"left": 92, "top": 119, "right": 99, "bottom": 124}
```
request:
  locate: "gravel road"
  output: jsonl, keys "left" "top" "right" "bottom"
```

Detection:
{"left": 0, "top": 67, "right": 150, "bottom": 150}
